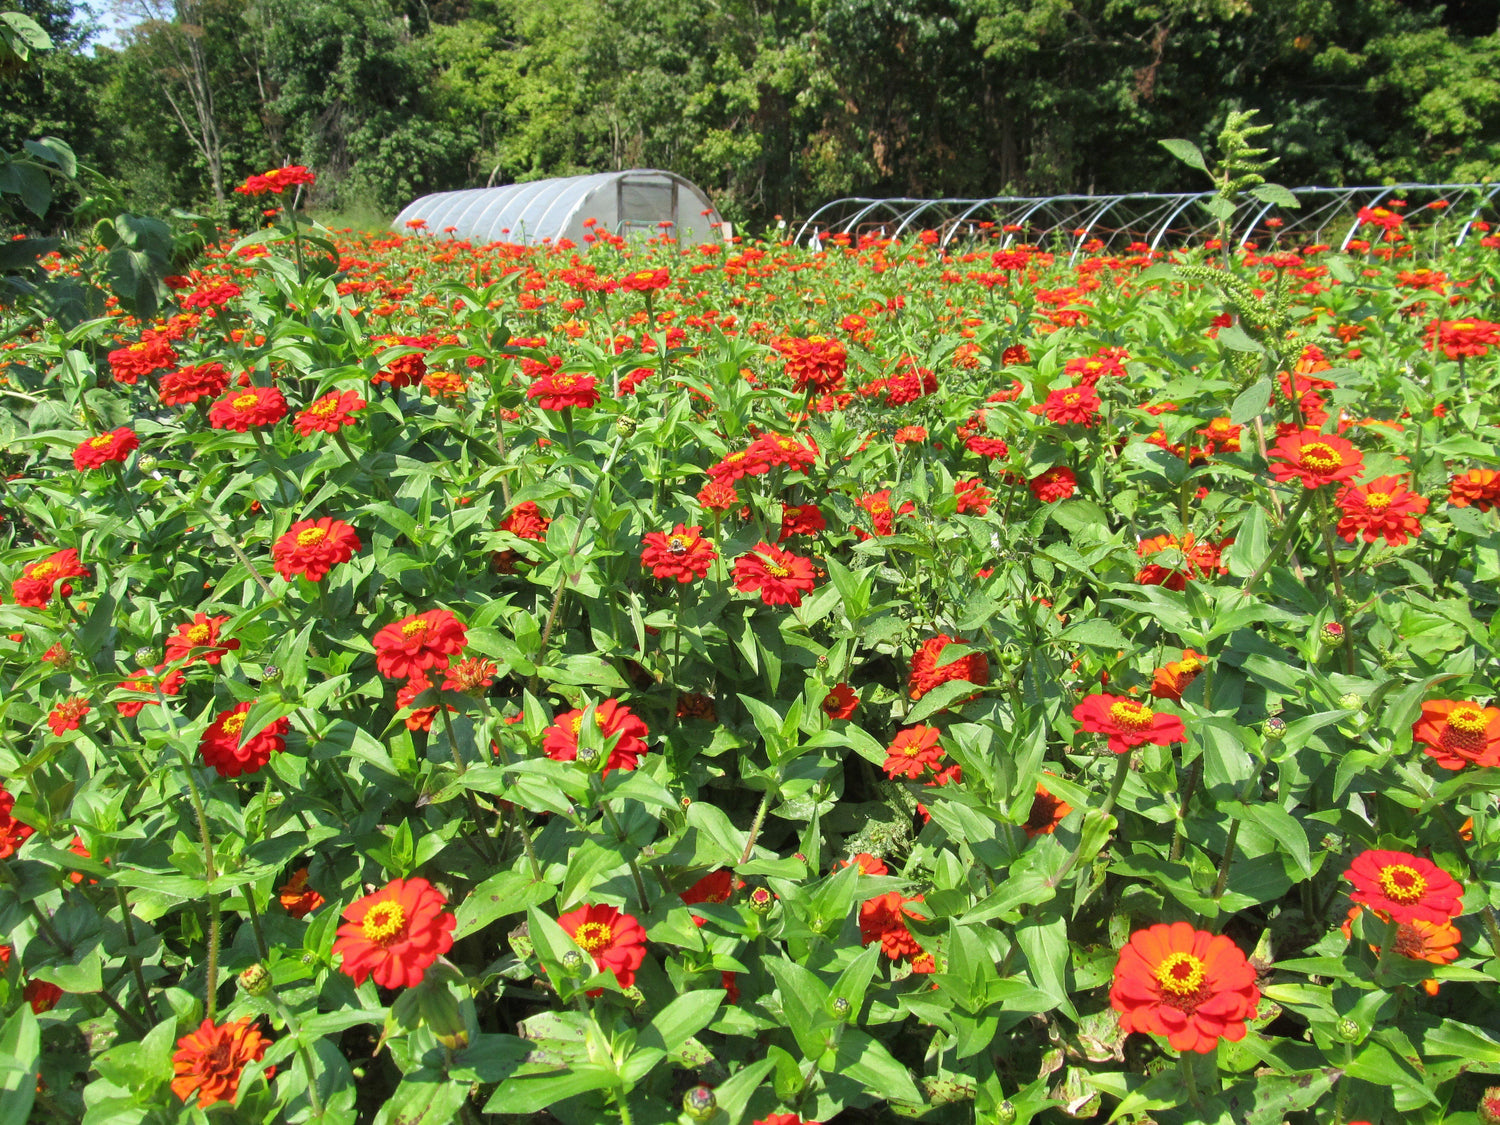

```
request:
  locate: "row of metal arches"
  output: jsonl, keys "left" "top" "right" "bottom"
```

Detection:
{"left": 794, "top": 184, "right": 1500, "bottom": 260}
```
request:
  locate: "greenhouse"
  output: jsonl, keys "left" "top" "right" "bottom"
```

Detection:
{"left": 392, "top": 170, "right": 724, "bottom": 248}
{"left": 794, "top": 182, "right": 1500, "bottom": 259}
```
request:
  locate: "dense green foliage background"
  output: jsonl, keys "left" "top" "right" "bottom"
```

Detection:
{"left": 4, "top": 0, "right": 1500, "bottom": 227}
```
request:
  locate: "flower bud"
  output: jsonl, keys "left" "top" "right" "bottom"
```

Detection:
{"left": 1263, "top": 716, "right": 1287, "bottom": 740}
{"left": 1320, "top": 621, "right": 1345, "bottom": 648}
{"left": 1479, "top": 1086, "right": 1500, "bottom": 1125}
{"left": 136, "top": 453, "right": 158, "bottom": 474}
{"left": 996, "top": 1099, "right": 1018, "bottom": 1124}
{"left": 262, "top": 664, "right": 282, "bottom": 683}
{"left": 615, "top": 416, "right": 639, "bottom": 437}
{"left": 829, "top": 995, "right": 851, "bottom": 1019}
{"left": 681, "top": 1085, "right": 717, "bottom": 1122}
{"left": 238, "top": 963, "right": 272, "bottom": 997}
{"left": 748, "top": 887, "right": 774, "bottom": 915}
{"left": 1338, "top": 692, "right": 1363, "bottom": 712}
{"left": 560, "top": 949, "right": 584, "bottom": 973}
{"left": 133, "top": 645, "right": 154, "bottom": 665}
{"left": 1336, "top": 1017, "right": 1362, "bottom": 1043}
{"left": 416, "top": 981, "right": 470, "bottom": 1051}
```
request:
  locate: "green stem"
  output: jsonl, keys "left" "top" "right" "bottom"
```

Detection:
{"left": 1372, "top": 915, "right": 1401, "bottom": 987}
{"left": 740, "top": 787, "right": 775, "bottom": 865}
{"left": 592, "top": 777, "right": 650, "bottom": 911}
{"left": 1169, "top": 758, "right": 1203, "bottom": 864}
{"left": 170, "top": 733, "right": 220, "bottom": 1018}
{"left": 1239, "top": 486, "right": 1317, "bottom": 600}
{"left": 1053, "top": 752, "right": 1132, "bottom": 886}
{"left": 439, "top": 704, "right": 500, "bottom": 865}
{"left": 1313, "top": 492, "right": 1357, "bottom": 675}
{"left": 114, "top": 886, "right": 159, "bottom": 1024}
{"left": 244, "top": 891, "right": 270, "bottom": 962}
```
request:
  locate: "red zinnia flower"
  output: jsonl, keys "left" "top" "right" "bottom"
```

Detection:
{"left": 1073, "top": 693, "right": 1185, "bottom": 753}
{"left": 640, "top": 524, "right": 717, "bottom": 583}
{"left": 620, "top": 268, "right": 670, "bottom": 292}
{"left": 908, "top": 634, "right": 989, "bottom": 701}
{"left": 164, "top": 612, "right": 239, "bottom": 666}
{"left": 278, "top": 868, "right": 325, "bottom": 917}
{"left": 47, "top": 696, "right": 90, "bottom": 736}
{"left": 11, "top": 547, "right": 89, "bottom": 607}
{"left": 858, "top": 892, "right": 924, "bottom": 960}
{"left": 159, "top": 363, "right": 229, "bottom": 406}
{"left": 1266, "top": 428, "right": 1364, "bottom": 489}
{"left": 499, "top": 501, "right": 552, "bottom": 540}
{"left": 1109, "top": 922, "right": 1260, "bottom": 1054}
{"left": 822, "top": 682, "right": 858, "bottom": 720}
{"left": 1411, "top": 699, "right": 1500, "bottom": 770}
{"left": 1335, "top": 475, "right": 1428, "bottom": 545}
{"left": 774, "top": 334, "right": 848, "bottom": 393}
{"left": 24, "top": 979, "right": 62, "bottom": 1013}
{"left": 171, "top": 1017, "right": 271, "bottom": 1107}
{"left": 235, "top": 164, "right": 315, "bottom": 196}
{"left": 1424, "top": 317, "right": 1500, "bottom": 360}
{"left": 1345, "top": 849, "right": 1463, "bottom": 925}
{"left": 198, "top": 701, "right": 290, "bottom": 778}
{"left": 527, "top": 372, "right": 599, "bottom": 410}
{"left": 294, "top": 390, "right": 366, "bottom": 436}
{"left": 854, "top": 489, "right": 913, "bottom": 537}
{"left": 680, "top": 869, "right": 735, "bottom": 925}
{"left": 115, "top": 664, "right": 185, "bottom": 717}
{"left": 557, "top": 902, "right": 648, "bottom": 990}
{"left": 697, "top": 479, "right": 739, "bottom": 512}
{"left": 208, "top": 385, "right": 288, "bottom": 431}
{"left": 1042, "top": 383, "right": 1101, "bottom": 427}
{"left": 108, "top": 334, "right": 177, "bottom": 384}
{"left": 73, "top": 427, "right": 139, "bottom": 471}
{"left": 882, "top": 724, "right": 944, "bottom": 779}
{"left": 272, "top": 518, "right": 362, "bottom": 582}
{"left": 732, "top": 543, "right": 816, "bottom": 607}
{"left": 1135, "top": 533, "right": 1230, "bottom": 590}
{"left": 333, "top": 876, "right": 456, "bottom": 988}
{"left": 1028, "top": 465, "right": 1076, "bottom": 503}
{"left": 0, "top": 785, "right": 33, "bottom": 860}
{"left": 372, "top": 609, "right": 468, "bottom": 680}
{"left": 542, "top": 698, "right": 650, "bottom": 776}
{"left": 954, "top": 478, "right": 993, "bottom": 515}
{"left": 778, "top": 502, "right": 826, "bottom": 541}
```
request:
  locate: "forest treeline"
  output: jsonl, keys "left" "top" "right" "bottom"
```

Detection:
{"left": 5, "top": 0, "right": 1500, "bottom": 229}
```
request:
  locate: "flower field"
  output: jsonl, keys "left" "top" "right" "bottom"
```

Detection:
{"left": 4, "top": 185, "right": 1500, "bottom": 1125}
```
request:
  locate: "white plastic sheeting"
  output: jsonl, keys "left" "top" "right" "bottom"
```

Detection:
{"left": 392, "top": 170, "right": 722, "bottom": 248}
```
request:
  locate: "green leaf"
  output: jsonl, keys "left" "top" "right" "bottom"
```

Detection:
{"left": 765, "top": 958, "right": 834, "bottom": 1060}
{"left": 482, "top": 1065, "right": 617, "bottom": 1114}
{"left": 453, "top": 868, "right": 557, "bottom": 940}
{"left": 1056, "top": 618, "right": 1131, "bottom": 651}
{"left": 1249, "top": 182, "right": 1300, "bottom": 209}
{"left": 373, "top": 1068, "right": 473, "bottom": 1125}
{"left": 830, "top": 1028, "right": 922, "bottom": 1104}
{"left": 1216, "top": 325, "right": 1265, "bottom": 354}
{"left": 1229, "top": 378, "right": 1272, "bottom": 424}
{"left": 639, "top": 991, "right": 724, "bottom": 1055}
{"left": 0, "top": 1006, "right": 39, "bottom": 1125}
{"left": 1159, "top": 138, "right": 1209, "bottom": 174}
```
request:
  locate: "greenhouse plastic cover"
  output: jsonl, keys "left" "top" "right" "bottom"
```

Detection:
{"left": 392, "top": 170, "right": 722, "bottom": 248}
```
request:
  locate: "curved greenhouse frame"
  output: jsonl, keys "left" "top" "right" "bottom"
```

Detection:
{"left": 393, "top": 170, "right": 724, "bottom": 248}
{"left": 794, "top": 183, "right": 1500, "bottom": 259}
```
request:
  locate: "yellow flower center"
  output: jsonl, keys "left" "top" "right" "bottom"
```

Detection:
{"left": 310, "top": 397, "right": 338, "bottom": 415}
{"left": 1154, "top": 951, "right": 1207, "bottom": 996}
{"left": 1109, "top": 700, "right": 1155, "bottom": 730}
{"left": 401, "top": 619, "right": 429, "bottom": 639}
{"left": 129, "top": 343, "right": 147, "bottom": 352}
{"left": 1447, "top": 704, "right": 1489, "bottom": 733}
{"left": 764, "top": 561, "right": 790, "bottom": 578}
{"left": 1364, "top": 491, "right": 1391, "bottom": 512}
{"left": 1300, "top": 442, "right": 1341, "bottom": 472}
{"left": 90, "top": 434, "right": 115, "bottom": 448}
{"left": 362, "top": 900, "right": 406, "bottom": 944}
{"left": 1377, "top": 864, "right": 1427, "bottom": 904}
{"left": 232, "top": 392, "right": 260, "bottom": 410}
{"left": 1063, "top": 392, "right": 1080, "bottom": 405}
{"left": 573, "top": 921, "right": 613, "bottom": 952}
{"left": 185, "top": 624, "right": 211, "bottom": 644}
{"left": 221, "top": 714, "right": 247, "bottom": 737}
{"left": 30, "top": 561, "right": 56, "bottom": 579}
{"left": 1178, "top": 657, "right": 1202, "bottom": 674}
{"left": 297, "top": 527, "right": 328, "bottom": 547}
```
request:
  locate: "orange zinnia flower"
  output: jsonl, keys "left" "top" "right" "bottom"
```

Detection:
{"left": 333, "top": 876, "right": 456, "bottom": 988}
{"left": 1448, "top": 468, "right": 1500, "bottom": 512}
{"left": 1073, "top": 693, "right": 1185, "bottom": 753}
{"left": 821, "top": 682, "right": 858, "bottom": 720}
{"left": 1110, "top": 922, "right": 1260, "bottom": 1053}
{"left": 278, "top": 868, "right": 325, "bottom": 918}
{"left": 159, "top": 362, "right": 229, "bottom": 406}
{"left": 1335, "top": 475, "right": 1428, "bottom": 545}
{"left": 1266, "top": 428, "right": 1364, "bottom": 489}
{"left": 164, "top": 612, "right": 240, "bottom": 666}
{"left": 527, "top": 372, "right": 599, "bottom": 410}
{"left": 171, "top": 1016, "right": 271, "bottom": 1107}
{"left": 272, "top": 518, "right": 362, "bottom": 582}
{"left": 1150, "top": 650, "right": 1207, "bottom": 703}
{"left": 294, "top": 389, "right": 366, "bottom": 436}
{"left": 1345, "top": 849, "right": 1462, "bottom": 925}
{"left": 640, "top": 524, "right": 717, "bottom": 583}
{"left": 208, "top": 385, "right": 288, "bottom": 431}
{"left": 1342, "top": 905, "right": 1460, "bottom": 995}
{"left": 557, "top": 902, "right": 648, "bottom": 991}
{"left": 10, "top": 547, "right": 89, "bottom": 607}
{"left": 1412, "top": 699, "right": 1500, "bottom": 769}
{"left": 47, "top": 696, "right": 91, "bottom": 737}
{"left": 1023, "top": 784, "right": 1072, "bottom": 837}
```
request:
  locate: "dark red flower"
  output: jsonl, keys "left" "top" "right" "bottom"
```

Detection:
{"left": 198, "top": 701, "right": 290, "bottom": 778}
{"left": 372, "top": 609, "right": 468, "bottom": 680}
{"left": 822, "top": 682, "right": 858, "bottom": 720}
{"left": 73, "top": 427, "right": 139, "bottom": 471}
{"left": 558, "top": 902, "right": 648, "bottom": 990}
{"left": 1073, "top": 693, "right": 1185, "bottom": 753}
